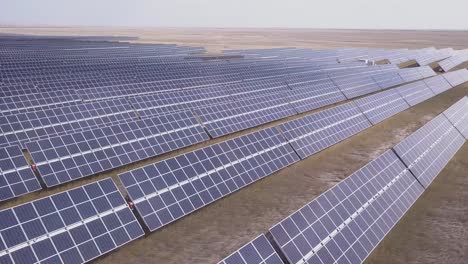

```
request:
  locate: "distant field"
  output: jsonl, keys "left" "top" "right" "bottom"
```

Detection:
{"left": 0, "top": 27, "right": 467, "bottom": 264}
{"left": 1, "top": 27, "right": 468, "bottom": 51}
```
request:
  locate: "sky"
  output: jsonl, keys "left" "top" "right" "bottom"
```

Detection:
{"left": 1, "top": 0, "right": 468, "bottom": 30}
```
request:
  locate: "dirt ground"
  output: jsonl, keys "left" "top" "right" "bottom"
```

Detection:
{"left": 0, "top": 27, "right": 467, "bottom": 264}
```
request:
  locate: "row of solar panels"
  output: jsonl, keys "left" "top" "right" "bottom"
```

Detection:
{"left": 438, "top": 50, "right": 468, "bottom": 72}
{"left": 224, "top": 46, "right": 453, "bottom": 68}
{"left": 0, "top": 65, "right": 408, "bottom": 145}
{"left": 0, "top": 59, "right": 375, "bottom": 93}
{"left": 220, "top": 97, "right": 468, "bottom": 264}
{"left": 1, "top": 69, "right": 467, "bottom": 203}
{"left": 0, "top": 61, "right": 375, "bottom": 96}
{"left": 0, "top": 65, "right": 423, "bottom": 119}
{"left": 1, "top": 93, "right": 466, "bottom": 264}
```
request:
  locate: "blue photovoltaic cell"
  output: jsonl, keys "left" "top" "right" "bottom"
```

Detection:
{"left": 0, "top": 145, "right": 41, "bottom": 201}
{"left": 332, "top": 75, "right": 381, "bottom": 99}
{"left": 423, "top": 75, "right": 453, "bottom": 95}
{"left": 0, "top": 98, "right": 136, "bottom": 148}
{"left": 269, "top": 150, "right": 424, "bottom": 264}
{"left": 279, "top": 102, "right": 372, "bottom": 159}
{"left": 119, "top": 127, "right": 299, "bottom": 231}
{"left": 0, "top": 178, "right": 144, "bottom": 264}
{"left": 129, "top": 87, "right": 230, "bottom": 118}
{"left": 218, "top": 234, "right": 284, "bottom": 264}
{"left": 354, "top": 89, "right": 410, "bottom": 125}
{"left": 443, "top": 96, "right": 468, "bottom": 139}
{"left": 287, "top": 79, "right": 347, "bottom": 113}
{"left": 393, "top": 114, "right": 465, "bottom": 188}
{"left": 195, "top": 95, "right": 297, "bottom": 138}
{"left": 396, "top": 81, "right": 435, "bottom": 106}
{"left": 26, "top": 110, "right": 209, "bottom": 187}
{"left": 0, "top": 90, "right": 81, "bottom": 117}
{"left": 227, "top": 77, "right": 288, "bottom": 100}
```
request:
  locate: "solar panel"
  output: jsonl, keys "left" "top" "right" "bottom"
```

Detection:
{"left": 355, "top": 89, "right": 410, "bottom": 125}
{"left": 0, "top": 145, "right": 41, "bottom": 202}
{"left": 442, "top": 69, "right": 467, "bottom": 87}
{"left": 26, "top": 110, "right": 209, "bottom": 187}
{"left": 393, "top": 114, "right": 465, "bottom": 188}
{"left": 417, "top": 66, "right": 437, "bottom": 78}
{"left": 0, "top": 90, "right": 81, "bottom": 117}
{"left": 396, "top": 81, "right": 435, "bottom": 106}
{"left": 397, "top": 68, "right": 423, "bottom": 83}
{"left": 0, "top": 98, "right": 136, "bottom": 148}
{"left": 195, "top": 95, "right": 297, "bottom": 138}
{"left": 332, "top": 75, "right": 381, "bottom": 99}
{"left": 119, "top": 127, "right": 299, "bottom": 232}
{"left": 443, "top": 96, "right": 468, "bottom": 139}
{"left": 423, "top": 75, "right": 453, "bottom": 95}
{"left": 129, "top": 86, "right": 230, "bottom": 118}
{"left": 228, "top": 77, "right": 289, "bottom": 100}
{"left": 371, "top": 71, "right": 405, "bottom": 90}
{"left": 287, "top": 79, "right": 347, "bottom": 113}
{"left": 0, "top": 178, "right": 144, "bottom": 264}
{"left": 218, "top": 234, "right": 284, "bottom": 264}
{"left": 268, "top": 150, "right": 424, "bottom": 264}
{"left": 279, "top": 102, "right": 372, "bottom": 159}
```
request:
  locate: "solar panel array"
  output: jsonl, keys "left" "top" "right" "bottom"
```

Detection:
{"left": 442, "top": 68, "right": 468, "bottom": 87}
{"left": 0, "top": 178, "right": 144, "bottom": 264}
{"left": 394, "top": 115, "right": 465, "bottom": 188}
{"left": 2, "top": 37, "right": 467, "bottom": 264}
{"left": 220, "top": 98, "right": 468, "bottom": 264}
{"left": 279, "top": 102, "right": 372, "bottom": 159}
{"left": 269, "top": 150, "right": 424, "bottom": 264}
{"left": 217, "top": 235, "right": 284, "bottom": 264}
{"left": 119, "top": 127, "right": 299, "bottom": 231}
{"left": 438, "top": 50, "right": 468, "bottom": 72}
{"left": 0, "top": 145, "right": 42, "bottom": 202}
{"left": 26, "top": 111, "right": 209, "bottom": 187}
{"left": 443, "top": 96, "right": 468, "bottom": 139}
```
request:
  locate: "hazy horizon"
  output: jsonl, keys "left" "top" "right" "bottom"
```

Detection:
{"left": 1, "top": 0, "right": 468, "bottom": 30}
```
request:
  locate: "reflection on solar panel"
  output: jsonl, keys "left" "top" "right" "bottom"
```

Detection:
{"left": 423, "top": 75, "right": 453, "bottom": 95}
{"left": 119, "top": 127, "right": 299, "bottom": 231}
{"left": 355, "top": 89, "right": 410, "bottom": 125}
{"left": 393, "top": 114, "right": 465, "bottom": 187}
{"left": 0, "top": 178, "right": 144, "bottom": 264}
{"left": 26, "top": 111, "right": 209, "bottom": 187}
{"left": 0, "top": 98, "right": 136, "bottom": 148}
{"left": 443, "top": 96, "right": 468, "bottom": 139}
{"left": 332, "top": 75, "right": 381, "bottom": 99}
{"left": 0, "top": 145, "right": 41, "bottom": 202}
{"left": 396, "top": 81, "right": 434, "bottom": 106}
{"left": 269, "top": 150, "right": 424, "bottom": 264}
{"left": 287, "top": 79, "right": 347, "bottom": 113}
{"left": 279, "top": 102, "right": 372, "bottom": 159}
{"left": 195, "top": 95, "right": 296, "bottom": 138}
{"left": 218, "top": 234, "right": 284, "bottom": 264}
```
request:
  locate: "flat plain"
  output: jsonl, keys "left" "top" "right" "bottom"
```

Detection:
{"left": 0, "top": 27, "right": 467, "bottom": 264}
